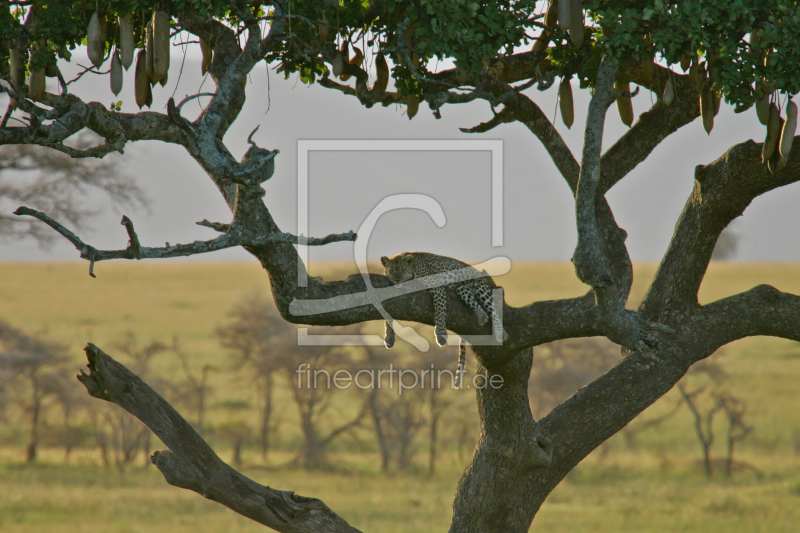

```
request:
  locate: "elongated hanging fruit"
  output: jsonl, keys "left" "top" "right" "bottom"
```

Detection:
{"left": 110, "top": 49, "right": 123, "bottom": 95}
{"left": 146, "top": 20, "right": 154, "bottom": 82}
{"left": 8, "top": 48, "right": 19, "bottom": 107}
{"left": 680, "top": 56, "right": 691, "bottom": 73}
{"left": 534, "top": 0, "right": 558, "bottom": 52}
{"left": 712, "top": 91, "right": 721, "bottom": 116}
{"left": 559, "top": 77, "right": 574, "bottom": 129}
{"left": 615, "top": 81, "right": 633, "bottom": 127}
{"left": 778, "top": 100, "right": 797, "bottom": 170}
{"left": 118, "top": 14, "right": 134, "bottom": 69}
{"left": 135, "top": 49, "right": 152, "bottom": 109}
{"left": 45, "top": 63, "right": 58, "bottom": 77}
{"left": 200, "top": 38, "right": 212, "bottom": 75}
{"left": 28, "top": 68, "right": 45, "bottom": 99}
{"left": 87, "top": 11, "right": 106, "bottom": 68}
{"left": 9, "top": 47, "right": 20, "bottom": 86}
{"left": 662, "top": 78, "right": 674, "bottom": 105}
{"left": 403, "top": 27, "right": 419, "bottom": 65}
{"left": 349, "top": 47, "right": 364, "bottom": 66}
{"left": 699, "top": 83, "right": 714, "bottom": 134}
{"left": 331, "top": 52, "right": 344, "bottom": 77}
{"left": 762, "top": 103, "right": 781, "bottom": 163}
{"left": 558, "top": 0, "right": 570, "bottom": 31}
{"left": 372, "top": 52, "right": 389, "bottom": 92}
{"left": 151, "top": 10, "right": 170, "bottom": 84}
{"left": 756, "top": 95, "right": 770, "bottom": 125}
{"left": 338, "top": 42, "right": 351, "bottom": 81}
{"left": 569, "top": 0, "right": 583, "bottom": 47}
{"left": 318, "top": 14, "right": 330, "bottom": 43}
{"left": 159, "top": 70, "right": 168, "bottom": 87}
{"left": 693, "top": 61, "right": 707, "bottom": 91}
{"left": 407, "top": 95, "right": 420, "bottom": 119}
{"left": 7, "top": 47, "right": 21, "bottom": 108}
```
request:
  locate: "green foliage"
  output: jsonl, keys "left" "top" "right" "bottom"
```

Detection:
{"left": 588, "top": 0, "right": 800, "bottom": 108}
{"left": 1, "top": 1, "right": 799, "bottom": 110}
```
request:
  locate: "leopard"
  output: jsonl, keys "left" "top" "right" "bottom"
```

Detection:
{"left": 380, "top": 252, "right": 506, "bottom": 387}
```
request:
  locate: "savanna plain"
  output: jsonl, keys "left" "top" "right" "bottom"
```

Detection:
{"left": 1, "top": 261, "right": 799, "bottom": 533}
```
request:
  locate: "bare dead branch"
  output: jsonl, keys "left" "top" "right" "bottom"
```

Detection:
{"left": 459, "top": 105, "right": 519, "bottom": 134}
{"left": 196, "top": 219, "right": 231, "bottom": 232}
{"left": 77, "top": 344, "right": 361, "bottom": 533}
{"left": 176, "top": 92, "right": 215, "bottom": 111}
{"left": 13, "top": 207, "right": 357, "bottom": 276}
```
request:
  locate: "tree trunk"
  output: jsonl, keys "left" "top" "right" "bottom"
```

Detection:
{"left": 26, "top": 376, "right": 41, "bottom": 463}
{"left": 368, "top": 386, "right": 391, "bottom": 472}
{"left": 449, "top": 349, "right": 552, "bottom": 533}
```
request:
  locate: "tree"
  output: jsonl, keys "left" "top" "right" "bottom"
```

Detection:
{"left": 218, "top": 294, "right": 367, "bottom": 469}
{"left": 0, "top": 320, "right": 70, "bottom": 462}
{"left": 216, "top": 294, "right": 290, "bottom": 459}
{"left": 0, "top": 131, "right": 143, "bottom": 244}
{"left": 3, "top": 1, "right": 800, "bottom": 532}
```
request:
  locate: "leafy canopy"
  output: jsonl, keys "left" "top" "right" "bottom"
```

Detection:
{"left": 1, "top": 1, "right": 798, "bottom": 110}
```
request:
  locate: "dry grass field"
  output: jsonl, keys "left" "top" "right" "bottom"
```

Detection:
{"left": 1, "top": 260, "right": 799, "bottom": 532}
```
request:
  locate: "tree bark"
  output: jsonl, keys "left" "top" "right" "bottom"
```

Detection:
{"left": 77, "top": 344, "right": 361, "bottom": 533}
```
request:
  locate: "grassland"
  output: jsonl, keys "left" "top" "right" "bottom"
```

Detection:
{"left": 1, "top": 260, "right": 799, "bottom": 532}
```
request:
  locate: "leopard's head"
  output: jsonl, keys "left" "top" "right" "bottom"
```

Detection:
{"left": 381, "top": 253, "right": 414, "bottom": 284}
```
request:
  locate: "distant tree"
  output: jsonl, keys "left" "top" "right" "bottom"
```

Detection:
{"left": 219, "top": 295, "right": 366, "bottom": 470}
{"left": 172, "top": 337, "right": 217, "bottom": 433}
{"left": 360, "top": 339, "right": 459, "bottom": 473}
{"left": 95, "top": 333, "right": 171, "bottom": 470}
{"left": 711, "top": 224, "right": 740, "bottom": 261}
{"left": 528, "top": 338, "right": 620, "bottom": 418}
{"left": 217, "top": 294, "right": 290, "bottom": 460}
{"left": 0, "top": 320, "right": 69, "bottom": 462}
{"left": 423, "top": 351, "right": 459, "bottom": 476}
{"left": 677, "top": 359, "right": 755, "bottom": 478}
{"left": 0, "top": 132, "right": 144, "bottom": 245}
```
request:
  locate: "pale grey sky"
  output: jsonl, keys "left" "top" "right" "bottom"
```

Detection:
{"left": 1, "top": 50, "right": 799, "bottom": 265}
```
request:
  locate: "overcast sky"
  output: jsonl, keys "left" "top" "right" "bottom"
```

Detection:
{"left": 1, "top": 47, "right": 799, "bottom": 266}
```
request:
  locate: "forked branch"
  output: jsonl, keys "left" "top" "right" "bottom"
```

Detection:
{"left": 14, "top": 206, "right": 356, "bottom": 277}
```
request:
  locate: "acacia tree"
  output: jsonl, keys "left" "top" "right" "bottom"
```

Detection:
{"left": 3, "top": 1, "right": 800, "bottom": 532}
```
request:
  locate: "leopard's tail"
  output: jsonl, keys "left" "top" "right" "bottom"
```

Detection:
{"left": 455, "top": 338, "right": 466, "bottom": 388}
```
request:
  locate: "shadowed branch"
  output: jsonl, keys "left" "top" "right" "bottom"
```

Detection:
{"left": 77, "top": 344, "right": 361, "bottom": 533}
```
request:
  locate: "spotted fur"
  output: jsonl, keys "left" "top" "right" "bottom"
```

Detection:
{"left": 381, "top": 252, "right": 505, "bottom": 386}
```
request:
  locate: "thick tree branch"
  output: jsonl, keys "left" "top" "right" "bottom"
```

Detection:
{"left": 599, "top": 70, "right": 700, "bottom": 193}
{"left": 0, "top": 93, "right": 194, "bottom": 155}
{"left": 478, "top": 93, "right": 581, "bottom": 188}
{"left": 77, "top": 344, "right": 360, "bottom": 533}
{"left": 527, "top": 338, "right": 690, "bottom": 518}
{"left": 641, "top": 138, "right": 800, "bottom": 321}
{"left": 689, "top": 286, "right": 800, "bottom": 359}
{"left": 566, "top": 57, "right": 668, "bottom": 356}
{"left": 573, "top": 56, "right": 619, "bottom": 288}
